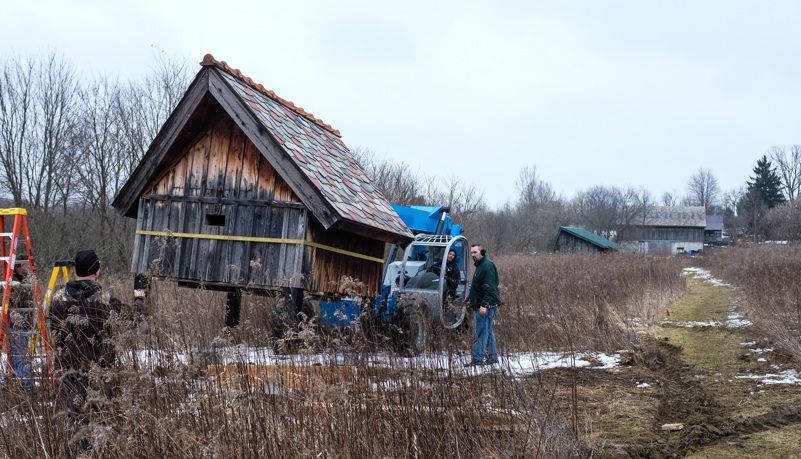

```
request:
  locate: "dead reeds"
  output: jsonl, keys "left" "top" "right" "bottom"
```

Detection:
{"left": 0, "top": 252, "right": 687, "bottom": 457}
{"left": 696, "top": 245, "right": 801, "bottom": 363}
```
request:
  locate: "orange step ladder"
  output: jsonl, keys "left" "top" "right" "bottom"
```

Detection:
{"left": 0, "top": 208, "right": 52, "bottom": 388}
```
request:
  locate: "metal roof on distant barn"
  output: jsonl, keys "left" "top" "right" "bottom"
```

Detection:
{"left": 642, "top": 206, "right": 707, "bottom": 227}
{"left": 555, "top": 227, "right": 619, "bottom": 250}
{"left": 113, "top": 54, "right": 412, "bottom": 244}
{"left": 706, "top": 214, "right": 724, "bottom": 231}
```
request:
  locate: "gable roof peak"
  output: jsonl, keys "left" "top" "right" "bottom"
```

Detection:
{"left": 199, "top": 53, "right": 341, "bottom": 137}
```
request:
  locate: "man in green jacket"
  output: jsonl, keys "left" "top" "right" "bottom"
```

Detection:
{"left": 463, "top": 244, "right": 501, "bottom": 365}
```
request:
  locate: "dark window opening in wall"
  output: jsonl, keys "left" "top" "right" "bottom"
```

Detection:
{"left": 206, "top": 214, "right": 225, "bottom": 226}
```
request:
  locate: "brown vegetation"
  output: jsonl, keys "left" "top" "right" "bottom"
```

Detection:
{"left": 696, "top": 244, "right": 801, "bottom": 363}
{"left": 0, "top": 252, "right": 689, "bottom": 457}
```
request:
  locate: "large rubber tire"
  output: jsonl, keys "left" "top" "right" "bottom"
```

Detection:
{"left": 405, "top": 303, "right": 430, "bottom": 356}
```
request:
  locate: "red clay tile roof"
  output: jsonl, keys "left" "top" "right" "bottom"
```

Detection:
{"left": 200, "top": 54, "right": 412, "bottom": 239}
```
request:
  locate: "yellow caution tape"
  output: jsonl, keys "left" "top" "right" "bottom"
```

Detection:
{"left": 136, "top": 230, "right": 384, "bottom": 264}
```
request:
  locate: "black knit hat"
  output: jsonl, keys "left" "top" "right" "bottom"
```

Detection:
{"left": 75, "top": 250, "right": 100, "bottom": 277}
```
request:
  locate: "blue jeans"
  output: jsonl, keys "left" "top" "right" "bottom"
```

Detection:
{"left": 472, "top": 306, "right": 498, "bottom": 365}
{"left": 9, "top": 327, "right": 32, "bottom": 388}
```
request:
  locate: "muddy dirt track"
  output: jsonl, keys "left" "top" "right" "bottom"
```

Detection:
{"left": 539, "top": 270, "right": 801, "bottom": 458}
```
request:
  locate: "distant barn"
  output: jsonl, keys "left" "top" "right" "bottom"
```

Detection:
{"left": 627, "top": 206, "right": 706, "bottom": 254}
{"left": 553, "top": 227, "right": 619, "bottom": 254}
{"left": 113, "top": 54, "right": 413, "bottom": 299}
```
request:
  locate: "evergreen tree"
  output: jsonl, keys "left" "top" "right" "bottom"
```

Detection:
{"left": 747, "top": 155, "right": 786, "bottom": 209}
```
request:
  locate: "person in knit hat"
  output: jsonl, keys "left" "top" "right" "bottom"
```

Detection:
{"left": 50, "top": 250, "right": 145, "bottom": 455}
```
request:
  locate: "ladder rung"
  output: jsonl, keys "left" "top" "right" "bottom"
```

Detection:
{"left": 11, "top": 307, "right": 39, "bottom": 312}
{"left": 0, "top": 282, "right": 34, "bottom": 288}
{"left": 0, "top": 233, "right": 13, "bottom": 238}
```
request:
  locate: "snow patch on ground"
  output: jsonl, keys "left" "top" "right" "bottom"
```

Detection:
{"left": 661, "top": 319, "right": 720, "bottom": 328}
{"left": 736, "top": 369, "right": 801, "bottom": 385}
{"left": 683, "top": 267, "right": 733, "bottom": 287}
{"left": 726, "top": 312, "right": 752, "bottom": 328}
{"left": 128, "top": 346, "right": 624, "bottom": 378}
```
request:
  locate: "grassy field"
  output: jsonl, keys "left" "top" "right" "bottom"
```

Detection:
{"left": 2, "top": 248, "right": 801, "bottom": 457}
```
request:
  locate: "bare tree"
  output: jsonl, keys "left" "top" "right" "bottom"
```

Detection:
{"left": 0, "top": 52, "right": 77, "bottom": 210}
{"left": 660, "top": 190, "right": 679, "bottom": 206}
{"left": 118, "top": 50, "right": 193, "bottom": 164}
{"left": 765, "top": 196, "right": 801, "bottom": 242}
{"left": 573, "top": 185, "right": 621, "bottom": 240}
{"left": 0, "top": 54, "right": 34, "bottom": 205}
{"left": 769, "top": 145, "right": 801, "bottom": 202}
{"left": 617, "top": 187, "right": 652, "bottom": 241}
{"left": 721, "top": 187, "right": 744, "bottom": 215}
{"left": 351, "top": 145, "right": 425, "bottom": 206}
{"left": 686, "top": 168, "right": 720, "bottom": 213}
{"left": 512, "top": 166, "right": 564, "bottom": 252}
{"left": 572, "top": 185, "right": 649, "bottom": 242}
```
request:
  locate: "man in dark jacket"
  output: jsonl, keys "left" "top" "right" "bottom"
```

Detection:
{"left": 50, "top": 250, "right": 145, "bottom": 454}
{"left": 463, "top": 244, "right": 501, "bottom": 366}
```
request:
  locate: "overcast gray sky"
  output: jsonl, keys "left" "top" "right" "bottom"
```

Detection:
{"left": 4, "top": 0, "right": 800, "bottom": 208}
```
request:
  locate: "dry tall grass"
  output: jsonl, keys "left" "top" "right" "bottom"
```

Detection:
{"left": 0, "top": 253, "right": 686, "bottom": 457}
{"left": 497, "top": 253, "right": 686, "bottom": 353}
{"left": 697, "top": 245, "right": 801, "bottom": 363}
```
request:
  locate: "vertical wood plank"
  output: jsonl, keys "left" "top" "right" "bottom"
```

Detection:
{"left": 164, "top": 200, "right": 183, "bottom": 277}
{"left": 225, "top": 122, "right": 246, "bottom": 198}
{"left": 248, "top": 205, "right": 271, "bottom": 285}
{"left": 241, "top": 139, "right": 260, "bottom": 201}
{"left": 229, "top": 204, "right": 255, "bottom": 284}
{"left": 171, "top": 155, "right": 187, "bottom": 196}
{"left": 141, "top": 199, "right": 156, "bottom": 274}
{"left": 131, "top": 199, "right": 145, "bottom": 273}
{"left": 266, "top": 207, "right": 283, "bottom": 286}
{"left": 186, "top": 129, "right": 212, "bottom": 197}
{"left": 204, "top": 117, "right": 232, "bottom": 198}
{"left": 179, "top": 201, "right": 198, "bottom": 279}
{"left": 295, "top": 209, "right": 308, "bottom": 288}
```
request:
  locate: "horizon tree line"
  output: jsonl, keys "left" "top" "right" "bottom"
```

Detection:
{"left": 1, "top": 50, "right": 800, "bottom": 273}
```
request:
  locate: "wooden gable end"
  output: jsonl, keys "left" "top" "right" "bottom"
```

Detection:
{"left": 147, "top": 115, "right": 301, "bottom": 203}
{"left": 133, "top": 114, "right": 309, "bottom": 288}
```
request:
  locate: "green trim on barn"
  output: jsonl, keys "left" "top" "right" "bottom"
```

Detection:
{"left": 554, "top": 227, "right": 619, "bottom": 251}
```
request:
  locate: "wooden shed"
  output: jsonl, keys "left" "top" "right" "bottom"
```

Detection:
{"left": 553, "top": 227, "right": 619, "bottom": 254}
{"left": 113, "top": 54, "right": 414, "bottom": 298}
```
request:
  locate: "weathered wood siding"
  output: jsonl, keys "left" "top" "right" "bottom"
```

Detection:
{"left": 555, "top": 232, "right": 603, "bottom": 254}
{"left": 634, "top": 227, "right": 704, "bottom": 243}
{"left": 132, "top": 114, "right": 387, "bottom": 295}
{"left": 132, "top": 116, "right": 308, "bottom": 288}
{"left": 304, "top": 219, "right": 385, "bottom": 296}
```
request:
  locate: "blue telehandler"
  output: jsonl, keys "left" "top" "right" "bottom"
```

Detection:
{"left": 319, "top": 205, "right": 471, "bottom": 354}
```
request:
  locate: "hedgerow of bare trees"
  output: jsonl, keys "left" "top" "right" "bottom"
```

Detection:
{"left": 7, "top": 48, "right": 801, "bottom": 273}
{"left": 0, "top": 50, "right": 193, "bottom": 271}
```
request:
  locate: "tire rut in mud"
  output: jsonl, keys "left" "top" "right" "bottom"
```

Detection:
{"left": 619, "top": 339, "right": 801, "bottom": 457}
